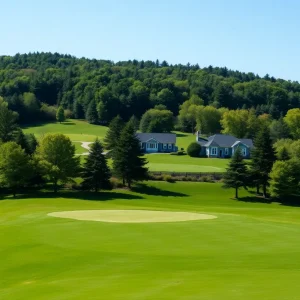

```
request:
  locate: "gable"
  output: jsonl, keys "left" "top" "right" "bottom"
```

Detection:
{"left": 145, "top": 138, "right": 158, "bottom": 143}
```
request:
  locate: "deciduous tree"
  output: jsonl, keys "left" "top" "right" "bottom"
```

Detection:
{"left": 36, "top": 133, "right": 79, "bottom": 192}
{"left": 0, "top": 142, "right": 33, "bottom": 197}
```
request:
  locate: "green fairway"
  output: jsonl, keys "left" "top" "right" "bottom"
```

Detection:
{"left": 146, "top": 154, "right": 228, "bottom": 172}
{"left": 23, "top": 120, "right": 108, "bottom": 143}
{"left": 1, "top": 182, "right": 300, "bottom": 299}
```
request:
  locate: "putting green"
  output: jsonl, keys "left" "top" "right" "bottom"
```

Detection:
{"left": 48, "top": 210, "right": 217, "bottom": 223}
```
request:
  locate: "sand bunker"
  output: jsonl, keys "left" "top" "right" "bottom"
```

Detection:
{"left": 48, "top": 210, "right": 217, "bottom": 223}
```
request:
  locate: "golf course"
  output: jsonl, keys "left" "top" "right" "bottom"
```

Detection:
{"left": 23, "top": 120, "right": 228, "bottom": 172}
{"left": 1, "top": 181, "right": 300, "bottom": 299}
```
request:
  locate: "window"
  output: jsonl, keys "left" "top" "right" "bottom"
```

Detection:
{"left": 168, "top": 144, "right": 172, "bottom": 149}
{"left": 148, "top": 143, "right": 157, "bottom": 149}
{"left": 211, "top": 147, "right": 217, "bottom": 155}
{"left": 242, "top": 148, "right": 247, "bottom": 156}
{"left": 225, "top": 148, "right": 228, "bottom": 155}
{"left": 140, "top": 142, "right": 143, "bottom": 149}
{"left": 163, "top": 143, "right": 167, "bottom": 149}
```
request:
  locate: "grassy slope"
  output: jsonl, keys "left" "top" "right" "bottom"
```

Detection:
{"left": 23, "top": 120, "right": 108, "bottom": 142}
{"left": 1, "top": 182, "right": 300, "bottom": 299}
{"left": 24, "top": 121, "right": 228, "bottom": 172}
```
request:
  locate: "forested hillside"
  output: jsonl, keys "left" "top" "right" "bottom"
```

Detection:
{"left": 1, "top": 52, "right": 300, "bottom": 125}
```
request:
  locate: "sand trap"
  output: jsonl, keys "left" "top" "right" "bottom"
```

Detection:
{"left": 48, "top": 210, "right": 217, "bottom": 223}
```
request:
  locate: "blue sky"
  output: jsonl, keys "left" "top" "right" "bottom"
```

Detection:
{"left": 1, "top": 0, "right": 300, "bottom": 80}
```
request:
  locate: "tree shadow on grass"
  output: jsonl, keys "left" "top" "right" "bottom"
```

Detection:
{"left": 61, "top": 121, "right": 76, "bottom": 126}
{"left": 234, "top": 196, "right": 272, "bottom": 204}
{"left": 175, "top": 133, "right": 190, "bottom": 138}
{"left": 2, "top": 190, "right": 144, "bottom": 202}
{"left": 132, "top": 183, "right": 188, "bottom": 197}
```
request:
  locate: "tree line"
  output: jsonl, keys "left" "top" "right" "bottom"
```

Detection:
{"left": 0, "top": 101, "right": 148, "bottom": 196}
{"left": 1, "top": 52, "right": 300, "bottom": 126}
{"left": 223, "top": 123, "right": 300, "bottom": 202}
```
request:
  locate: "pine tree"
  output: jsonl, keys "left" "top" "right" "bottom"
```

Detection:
{"left": 113, "top": 121, "right": 148, "bottom": 188}
{"left": 73, "top": 99, "right": 85, "bottom": 119}
{"left": 223, "top": 148, "right": 248, "bottom": 199}
{"left": 278, "top": 146, "right": 290, "bottom": 161}
{"left": 250, "top": 125, "right": 276, "bottom": 198}
{"left": 85, "top": 100, "right": 98, "bottom": 124}
{"left": 104, "top": 115, "right": 124, "bottom": 151}
{"left": 56, "top": 106, "right": 65, "bottom": 123}
{"left": 14, "top": 129, "right": 30, "bottom": 155}
{"left": 81, "top": 139, "right": 111, "bottom": 192}
{"left": 129, "top": 115, "right": 139, "bottom": 131}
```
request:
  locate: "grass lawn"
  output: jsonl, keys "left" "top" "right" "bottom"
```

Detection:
{"left": 146, "top": 154, "right": 228, "bottom": 172}
{"left": 23, "top": 119, "right": 108, "bottom": 143}
{"left": 1, "top": 181, "right": 300, "bottom": 299}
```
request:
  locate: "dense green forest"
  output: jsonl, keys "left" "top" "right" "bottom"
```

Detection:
{"left": 1, "top": 52, "right": 300, "bottom": 125}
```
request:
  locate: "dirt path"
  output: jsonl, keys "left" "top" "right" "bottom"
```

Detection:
{"left": 74, "top": 141, "right": 108, "bottom": 156}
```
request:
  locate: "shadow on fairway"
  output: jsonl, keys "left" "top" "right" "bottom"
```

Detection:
{"left": 175, "top": 133, "right": 189, "bottom": 138}
{"left": 235, "top": 196, "right": 272, "bottom": 204}
{"left": 132, "top": 184, "right": 188, "bottom": 197}
{"left": 2, "top": 191, "right": 144, "bottom": 202}
{"left": 61, "top": 121, "right": 76, "bottom": 126}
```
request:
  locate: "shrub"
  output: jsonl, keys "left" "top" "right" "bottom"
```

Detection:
{"left": 187, "top": 142, "right": 201, "bottom": 157}
{"left": 162, "top": 174, "right": 176, "bottom": 183}
{"left": 199, "top": 175, "right": 214, "bottom": 183}
{"left": 65, "top": 109, "right": 74, "bottom": 119}
{"left": 40, "top": 103, "right": 57, "bottom": 121}
{"left": 110, "top": 177, "right": 124, "bottom": 189}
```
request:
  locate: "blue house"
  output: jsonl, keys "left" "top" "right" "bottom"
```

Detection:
{"left": 196, "top": 132, "right": 253, "bottom": 158}
{"left": 137, "top": 133, "right": 178, "bottom": 153}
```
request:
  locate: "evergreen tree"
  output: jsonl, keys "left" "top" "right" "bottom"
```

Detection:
{"left": 56, "top": 106, "right": 65, "bottom": 123}
{"left": 278, "top": 146, "right": 290, "bottom": 161}
{"left": 250, "top": 125, "right": 276, "bottom": 198}
{"left": 129, "top": 115, "right": 139, "bottom": 131}
{"left": 223, "top": 148, "right": 248, "bottom": 199}
{"left": 81, "top": 139, "right": 111, "bottom": 192}
{"left": 85, "top": 100, "right": 98, "bottom": 124}
{"left": 14, "top": 129, "right": 30, "bottom": 154}
{"left": 73, "top": 99, "right": 85, "bottom": 119}
{"left": 104, "top": 115, "right": 124, "bottom": 151}
{"left": 25, "top": 133, "right": 38, "bottom": 155}
{"left": 113, "top": 121, "right": 148, "bottom": 188}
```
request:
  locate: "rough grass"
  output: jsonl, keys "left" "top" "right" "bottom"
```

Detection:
{"left": 1, "top": 181, "right": 300, "bottom": 299}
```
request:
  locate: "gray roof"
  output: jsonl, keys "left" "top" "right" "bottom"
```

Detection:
{"left": 198, "top": 134, "right": 253, "bottom": 148}
{"left": 136, "top": 133, "right": 176, "bottom": 144}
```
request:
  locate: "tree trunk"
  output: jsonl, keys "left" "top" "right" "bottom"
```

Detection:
{"left": 235, "top": 187, "right": 238, "bottom": 199}
{"left": 263, "top": 184, "right": 267, "bottom": 198}
{"left": 128, "top": 180, "right": 131, "bottom": 189}
{"left": 256, "top": 184, "right": 260, "bottom": 195}
{"left": 54, "top": 180, "right": 58, "bottom": 193}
